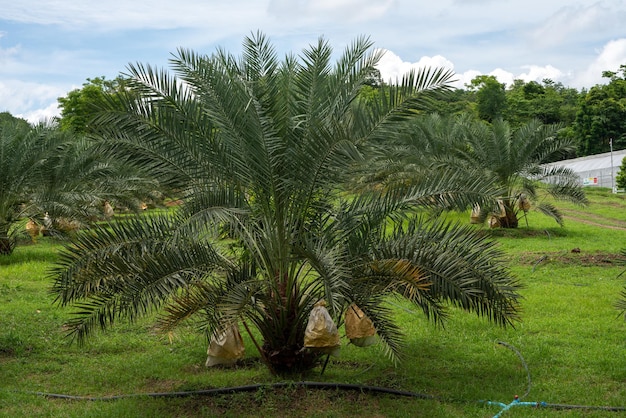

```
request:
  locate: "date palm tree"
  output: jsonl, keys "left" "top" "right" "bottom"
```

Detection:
{"left": 455, "top": 117, "right": 587, "bottom": 228}
{"left": 51, "top": 33, "right": 521, "bottom": 374}
{"left": 374, "top": 114, "right": 587, "bottom": 228}
{"left": 0, "top": 119, "right": 94, "bottom": 254}
{"left": 0, "top": 118, "right": 49, "bottom": 254}
{"left": 0, "top": 116, "right": 157, "bottom": 255}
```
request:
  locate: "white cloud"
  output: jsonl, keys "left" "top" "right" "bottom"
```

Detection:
{"left": 489, "top": 69, "right": 516, "bottom": 87}
{"left": 0, "top": 42, "right": 20, "bottom": 64}
{"left": 376, "top": 49, "right": 455, "bottom": 83}
{"left": 376, "top": 50, "right": 569, "bottom": 90}
{"left": 454, "top": 65, "right": 566, "bottom": 89}
{"left": 452, "top": 70, "right": 483, "bottom": 89}
{"left": 530, "top": 3, "right": 607, "bottom": 47}
{"left": 517, "top": 65, "right": 564, "bottom": 83}
{"left": 574, "top": 38, "right": 626, "bottom": 88}
{"left": 0, "top": 80, "right": 64, "bottom": 123}
{"left": 19, "top": 102, "right": 61, "bottom": 124}
{"left": 1, "top": 0, "right": 396, "bottom": 34}
{"left": 0, "top": 32, "right": 21, "bottom": 72}
{"left": 451, "top": 68, "right": 516, "bottom": 89}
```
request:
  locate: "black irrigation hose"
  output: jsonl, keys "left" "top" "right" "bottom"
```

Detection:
{"left": 541, "top": 403, "right": 626, "bottom": 412}
{"left": 20, "top": 381, "right": 437, "bottom": 401}
{"left": 496, "top": 341, "right": 531, "bottom": 399}
{"left": 14, "top": 341, "right": 626, "bottom": 414}
{"left": 18, "top": 381, "right": 626, "bottom": 413}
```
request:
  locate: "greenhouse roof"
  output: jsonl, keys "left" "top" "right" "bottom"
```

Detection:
{"left": 546, "top": 149, "right": 626, "bottom": 173}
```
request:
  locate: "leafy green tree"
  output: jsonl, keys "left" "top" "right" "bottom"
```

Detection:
{"left": 57, "top": 76, "right": 127, "bottom": 134}
{"left": 467, "top": 75, "right": 507, "bottom": 122}
{"left": 548, "top": 80, "right": 582, "bottom": 126}
{"left": 616, "top": 156, "right": 626, "bottom": 191}
{"left": 51, "top": 33, "right": 521, "bottom": 374}
{"left": 574, "top": 66, "right": 626, "bottom": 155}
{"left": 503, "top": 79, "right": 580, "bottom": 160}
{"left": 505, "top": 79, "right": 573, "bottom": 127}
{"left": 505, "top": 80, "right": 540, "bottom": 125}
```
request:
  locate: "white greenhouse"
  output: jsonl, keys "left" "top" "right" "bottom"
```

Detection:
{"left": 544, "top": 149, "right": 626, "bottom": 191}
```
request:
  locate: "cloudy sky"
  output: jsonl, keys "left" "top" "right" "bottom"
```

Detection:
{"left": 1, "top": 0, "right": 625, "bottom": 123}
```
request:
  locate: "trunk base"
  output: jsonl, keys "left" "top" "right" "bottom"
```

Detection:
{"left": 497, "top": 214, "right": 518, "bottom": 228}
{"left": 262, "top": 343, "right": 322, "bottom": 375}
{"left": 0, "top": 236, "right": 16, "bottom": 255}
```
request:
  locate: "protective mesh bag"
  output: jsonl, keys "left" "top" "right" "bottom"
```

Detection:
{"left": 345, "top": 303, "right": 377, "bottom": 347}
{"left": 304, "top": 300, "right": 340, "bottom": 356}
{"left": 206, "top": 323, "right": 245, "bottom": 367}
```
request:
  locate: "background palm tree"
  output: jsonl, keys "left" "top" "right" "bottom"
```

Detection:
{"left": 51, "top": 33, "right": 521, "bottom": 374}
{"left": 456, "top": 117, "right": 587, "bottom": 227}
{"left": 0, "top": 116, "right": 157, "bottom": 255}
{"left": 0, "top": 118, "right": 47, "bottom": 254}
{"left": 377, "top": 114, "right": 587, "bottom": 228}
{"left": 0, "top": 119, "right": 91, "bottom": 254}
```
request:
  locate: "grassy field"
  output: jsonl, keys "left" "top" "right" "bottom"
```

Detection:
{"left": 1, "top": 188, "right": 625, "bottom": 417}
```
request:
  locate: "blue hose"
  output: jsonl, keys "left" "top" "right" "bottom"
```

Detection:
{"left": 484, "top": 396, "right": 542, "bottom": 417}
{"left": 484, "top": 396, "right": 626, "bottom": 416}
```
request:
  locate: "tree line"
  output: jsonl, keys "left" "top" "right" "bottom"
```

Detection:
{"left": 55, "top": 64, "right": 626, "bottom": 158}
{"left": 361, "top": 64, "right": 626, "bottom": 157}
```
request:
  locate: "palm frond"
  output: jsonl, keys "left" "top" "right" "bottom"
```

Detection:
{"left": 295, "top": 238, "right": 352, "bottom": 318}
{"left": 50, "top": 213, "right": 229, "bottom": 342}
{"left": 533, "top": 202, "right": 564, "bottom": 226}
{"left": 159, "top": 262, "right": 261, "bottom": 335}
{"left": 540, "top": 166, "right": 589, "bottom": 205}
{"left": 377, "top": 218, "right": 521, "bottom": 326}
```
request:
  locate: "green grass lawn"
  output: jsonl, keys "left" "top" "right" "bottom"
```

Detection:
{"left": 1, "top": 189, "right": 625, "bottom": 417}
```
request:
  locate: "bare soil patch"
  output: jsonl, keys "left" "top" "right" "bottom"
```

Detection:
{"left": 513, "top": 251, "right": 623, "bottom": 267}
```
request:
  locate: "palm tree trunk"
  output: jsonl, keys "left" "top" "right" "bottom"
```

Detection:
{"left": 260, "top": 271, "right": 321, "bottom": 374}
{"left": 497, "top": 201, "right": 519, "bottom": 228}
{"left": 0, "top": 225, "right": 15, "bottom": 255}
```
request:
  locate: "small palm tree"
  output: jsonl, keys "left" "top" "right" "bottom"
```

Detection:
{"left": 0, "top": 119, "right": 77, "bottom": 254}
{"left": 383, "top": 114, "right": 587, "bottom": 228}
{"left": 51, "top": 33, "right": 521, "bottom": 374}
{"left": 459, "top": 118, "right": 587, "bottom": 228}
{"left": 0, "top": 117, "right": 157, "bottom": 255}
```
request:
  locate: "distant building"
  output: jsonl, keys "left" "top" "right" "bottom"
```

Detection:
{"left": 544, "top": 149, "right": 626, "bottom": 190}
